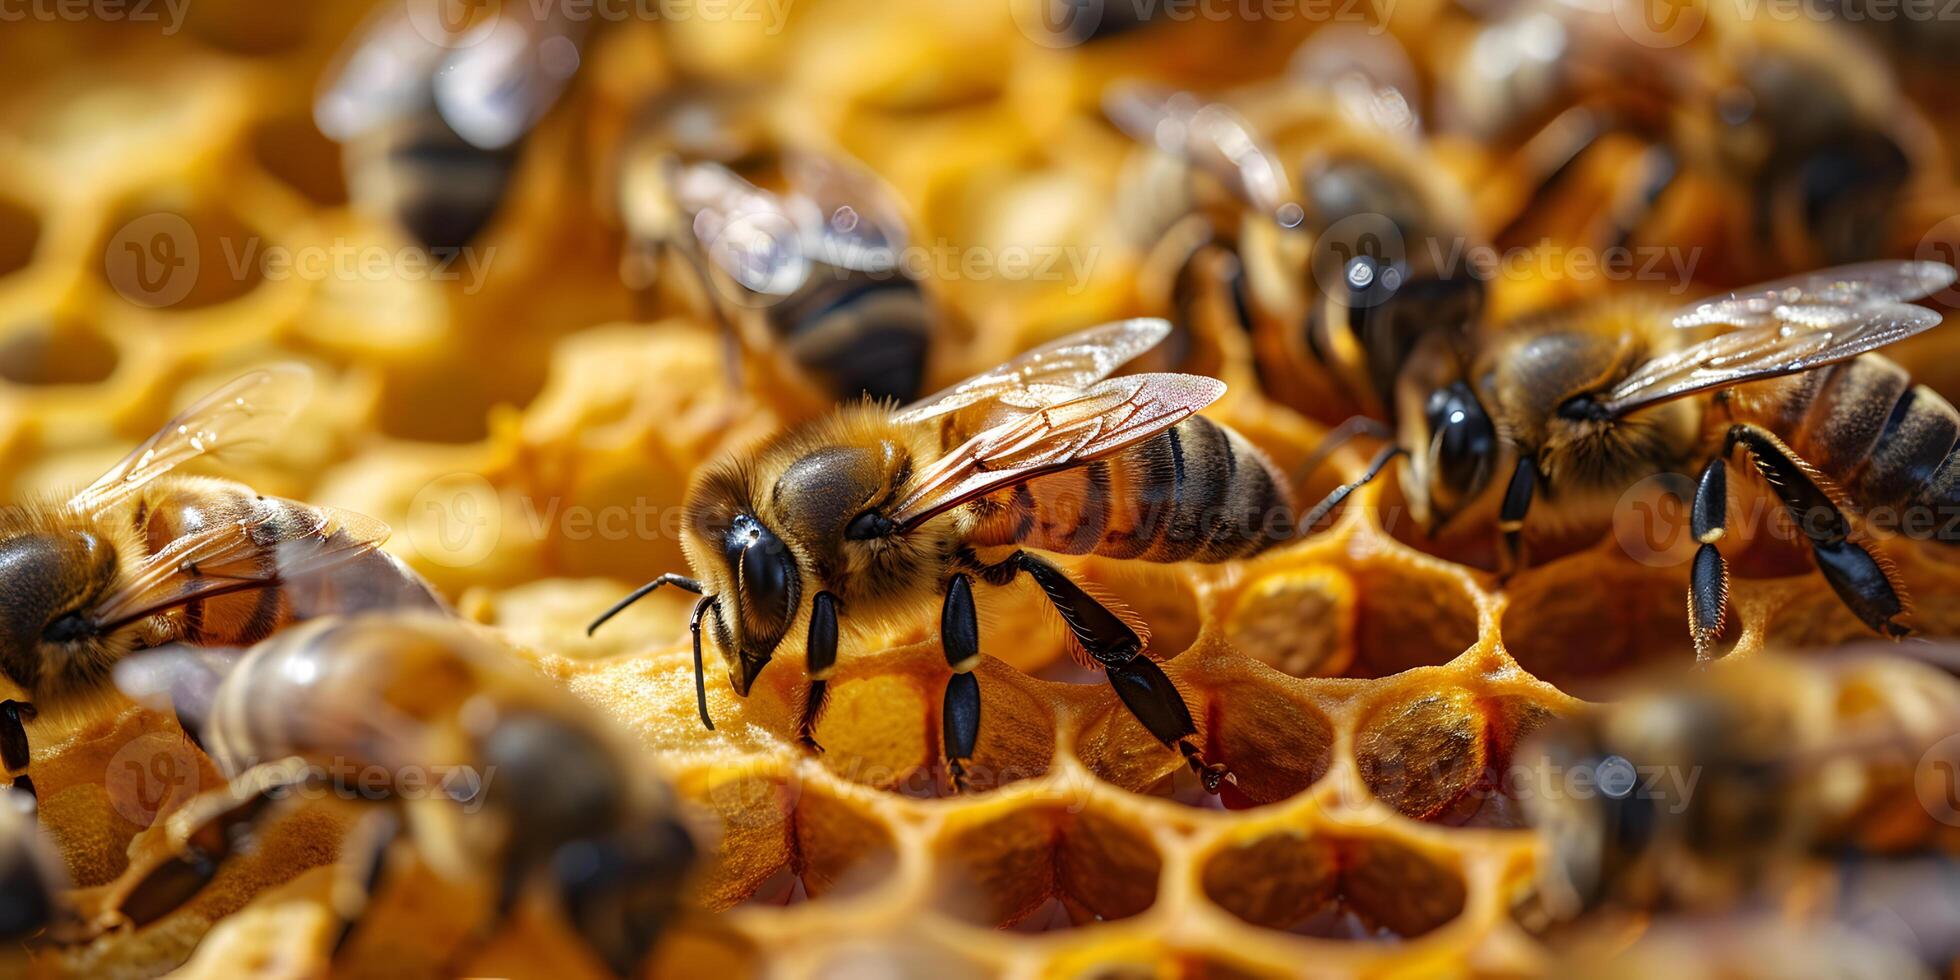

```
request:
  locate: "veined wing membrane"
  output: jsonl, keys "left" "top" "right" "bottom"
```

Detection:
{"left": 1671, "top": 261, "right": 1955, "bottom": 329}
{"left": 890, "top": 372, "right": 1225, "bottom": 528}
{"left": 68, "top": 365, "right": 314, "bottom": 517}
{"left": 85, "top": 505, "right": 392, "bottom": 634}
{"left": 894, "top": 319, "right": 1173, "bottom": 424}
{"left": 1602, "top": 301, "right": 1944, "bottom": 416}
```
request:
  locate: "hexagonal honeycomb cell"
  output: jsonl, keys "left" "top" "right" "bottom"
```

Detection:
{"left": 2, "top": 3, "right": 1958, "bottom": 978}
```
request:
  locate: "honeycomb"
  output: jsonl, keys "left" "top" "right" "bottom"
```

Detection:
{"left": 2, "top": 2, "right": 1960, "bottom": 978}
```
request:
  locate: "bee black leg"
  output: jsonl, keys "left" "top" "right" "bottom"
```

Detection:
{"left": 329, "top": 810, "right": 403, "bottom": 955}
{"left": 940, "top": 574, "right": 981, "bottom": 793}
{"left": 1005, "top": 552, "right": 1231, "bottom": 793}
{"left": 799, "top": 592, "right": 840, "bottom": 752}
{"left": 1496, "top": 456, "right": 1538, "bottom": 581}
{"left": 116, "top": 759, "right": 311, "bottom": 929}
{"left": 1724, "top": 424, "right": 1911, "bottom": 639}
{"left": 1, "top": 700, "right": 36, "bottom": 803}
{"left": 1689, "top": 455, "right": 1733, "bottom": 661}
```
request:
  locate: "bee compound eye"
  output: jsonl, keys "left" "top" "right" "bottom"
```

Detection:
{"left": 844, "top": 511, "right": 894, "bottom": 540}
{"left": 42, "top": 612, "right": 89, "bottom": 644}
{"left": 1425, "top": 381, "right": 1496, "bottom": 500}
{"left": 726, "top": 515, "right": 799, "bottom": 640}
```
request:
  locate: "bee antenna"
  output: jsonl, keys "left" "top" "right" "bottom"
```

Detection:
{"left": 586, "top": 574, "right": 704, "bottom": 636}
{"left": 1292, "top": 415, "right": 1395, "bottom": 487}
{"left": 1297, "top": 445, "right": 1405, "bottom": 537}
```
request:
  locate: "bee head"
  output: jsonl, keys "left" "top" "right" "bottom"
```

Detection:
{"left": 1404, "top": 379, "right": 1498, "bottom": 534}
{"left": 0, "top": 514, "right": 118, "bottom": 701}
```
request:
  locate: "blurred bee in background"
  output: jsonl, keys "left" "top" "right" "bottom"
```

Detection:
{"left": 1438, "top": 0, "right": 1942, "bottom": 278}
{"left": 112, "top": 615, "right": 697, "bottom": 977}
{"left": 315, "top": 0, "right": 586, "bottom": 252}
{"left": 1521, "top": 648, "right": 1960, "bottom": 967}
{"left": 589, "top": 319, "right": 1291, "bottom": 792}
{"left": 1302, "top": 261, "right": 1958, "bottom": 658}
{"left": 0, "top": 366, "right": 443, "bottom": 802}
{"left": 1107, "top": 28, "right": 1487, "bottom": 427}
{"left": 0, "top": 799, "right": 74, "bottom": 955}
{"left": 612, "top": 84, "right": 940, "bottom": 413}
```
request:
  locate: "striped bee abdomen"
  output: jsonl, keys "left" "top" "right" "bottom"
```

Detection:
{"left": 983, "top": 416, "right": 1292, "bottom": 562}
{"left": 1746, "top": 355, "right": 1960, "bottom": 543}
{"left": 769, "top": 270, "right": 932, "bottom": 403}
{"left": 132, "top": 479, "right": 442, "bottom": 648}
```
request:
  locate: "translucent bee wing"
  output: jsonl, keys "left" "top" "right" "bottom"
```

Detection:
{"left": 1290, "top": 26, "right": 1423, "bottom": 136}
{"left": 783, "top": 151, "right": 911, "bottom": 274}
{"left": 893, "top": 319, "right": 1173, "bottom": 424}
{"left": 888, "top": 372, "right": 1226, "bottom": 529}
{"left": 1600, "top": 301, "right": 1945, "bottom": 417}
{"left": 68, "top": 365, "right": 314, "bottom": 517}
{"left": 314, "top": 2, "right": 448, "bottom": 142}
{"left": 82, "top": 504, "right": 396, "bottom": 635}
{"left": 674, "top": 162, "right": 810, "bottom": 297}
{"left": 432, "top": 13, "right": 583, "bottom": 151}
{"left": 1104, "top": 84, "right": 1297, "bottom": 224}
{"left": 1670, "top": 261, "right": 1956, "bottom": 329}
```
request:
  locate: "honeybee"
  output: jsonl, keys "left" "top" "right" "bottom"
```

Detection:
{"left": 1521, "top": 649, "right": 1960, "bottom": 931}
{"left": 0, "top": 799, "right": 70, "bottom": 949}
{"left": 1441, "top": 0, "right": 1932, "bottom": 275}
{"left": 1106, "top": 30, "right": 1486, "bottom": 425}
{"left": 1304, "top": 260, "right": 1958, "bottom": 659}
{"left": 589, "top": 319, "right": 1291, "bottom": 791}
{"left": 617, "top": 120, "right": 938, "bottom": 411}
{"left": 0, "top": 366, "right": 442, "bottom": 801}
{"left": 111, "top": 615, "right": 697, "bottom": 976}
{"left": 315, "top": 0, "right": 584, "bottom": 251}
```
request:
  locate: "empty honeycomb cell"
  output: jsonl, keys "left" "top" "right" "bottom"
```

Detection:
{"left": 673, "top": 766, "right": 797, "bottom": 910}
{"left": 1336, "top": 838, "right": 1469, "bottom": 938}
{"left": 791, "top": 788, "right": 899, "bottom": 899}
{"left": 809, "top": 672, "right": 937, "bottom": 793}
{"left": 1355, "top": 686, "right": 1491, "bottom": 822}
{"left": 1501, "top": 552, "right": 1717, "bottom": 697}
{"left": 1222, "top": 563, "right": 1357, "bottom": 678}
{"left": 1200, "top": 830, "right": 1340, "bottom": 932}
{"left": 1345, "top": 556, "right": 1481, "bottom": 679}
{"left": 0, "top": 195, "right": 40, "bottom": 278}
{"left": 1198, "top": 676, "right": 1335, "bottom": 808}
{"left": 1056, "top": 807, "right": 1163, "bottom": 921}
{"left": 247, "top": 114, "right": 348, "bottom": 207}
{"left": 932, "top": 805, "right": 1060, "bottom": 926}
{"left": 0, "top": 315, "right": 118, "bottom": 386}
{"left": 97, "top": 201, "right": 270, "bottom": 312}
